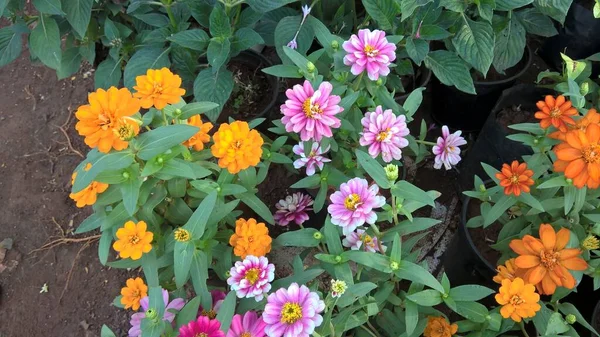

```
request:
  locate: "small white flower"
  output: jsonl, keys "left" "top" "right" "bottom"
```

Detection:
{"left": 40, "top": 283, "right": 48, "bottom": 293}
{"left": 331, "top": 279, "right": 347, "bottom": 298}
{"left": 302, "top": 5, "right": 311, "bottom": 19}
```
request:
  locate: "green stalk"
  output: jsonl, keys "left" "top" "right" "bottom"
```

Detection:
{"left": 166, "top": 4, "right": 177, "bottom": 29}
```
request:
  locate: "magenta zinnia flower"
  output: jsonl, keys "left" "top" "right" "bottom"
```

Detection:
{"left": 198, "top": 289, "right": 226, "bottom": 319}
{"left": 227, "top": 311, "right": 267, "bottom": 337}
{"left": 262, "top": 283, "right": 325, "bottom": 337}
{"left": 293, "top": 141, "right": 331, "bottom": 176}
{"left": 274, "top": 192, "right": 314, "bottom": 226}
{"left": 281, "top": 80, "right": 342, "bottom": 142}
{"left": 227, "top": 255, "right": 275, "bottom": 301}
{"left": 343, "top": 29, "right": 397, "bottom": 81}
{"left": 327, "top": 178, "right": 386, "bottom": 235}
{"left": 342, "top": 228, "right": 386, "bottom": 253}
{"left": 128, "top": 289, "right": 185, "bottom": 337}
{"left": 359, "top": 106, "right": 410, "bottom": 162}
{"left": 432, "top": 126, "right": 467, "bottom": 170}
{"left": 179, "top": 316, "right": 225, "bottom": 337}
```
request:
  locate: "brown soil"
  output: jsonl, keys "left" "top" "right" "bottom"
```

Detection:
{"left": 496, "top": 105, "right": 537, "bottom": 135}
{"left": 466, "top": 199, "right": 502, "bottom": 266}
{"left": 0, "top": 54, "right": 132, "bottom": 335}
{"left": 218, "top": 61, "right": 274, "bottom": 124}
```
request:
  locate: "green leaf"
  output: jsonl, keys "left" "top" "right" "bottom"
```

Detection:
{"left": 274, "top": 16, "right": 314, "bottom": 63}
{"left": 210, "top": 5, "right": 231, "bottom": 38}
{"left": 73, "top": 151, "right": 134, "bottom": 192}
{"left": 448, "top": 285, "right": 494, "bottom": 301}
{"left": 291, "top": 174, "right": 321, "bottom": 189}
{"left": 230, "top": 27, "right": 264, "bottom": 56}
{"left": 395, "top": 260, "right": 445, "bottom": 292}
{"left": 417, "top": 25, "right": 452, "bottom": 40}
{"left": 477, "top": 0, "right": 494, "bottom": 22}
{"left": 101, "top": 325, "right": 117, "bottom": 337}
{"left": 283, "top": 45, "right": 311, "bottom": 73}
{"left": 314, "top": 180, "right": 327, "bottom": 212}
{"left": 407, "top": 289, "right": 444, "bottom": 306}
{"left": 493, "top": 16, "right": 526, "bottom": 73}
{"left": 246, "top": 0, "right": 297, "bottom": 12}
{"left": 324, "top": 215, "right": 343, "bottom": 255}
{"left": 401, "top": 0, "right": 433, "bottom": 21}
{"left": 274, "top": 228, "right": 321, "bottom": 248}
{"left": 271, "top": 268, "right": 324, "bottom": 290}
{"left": 534, "top": 0, "right": 572, "bottom": 24}
{"left": 496, "top": 0, "right": 533, "bottom": 10}
{"left": 517, "top": 192, "right": 544, "bottom": 211}
{"left": 0, "top": 25, "right": 26, "bottom": 67}
{"left": 56, "top": 47, "right": 82, "bottom": 80}
{"left": 403, "top": 87, "right": 424, "bottom": 117}
{"left": 391, "top": 233, "right": 402, "bottom": 262}
{"left": 95, "top": 57, "right": 122, "bottom": 89}
{"left": 558, "top": 303, "right": 600, "bottom": 336}
{"left": 33, "top": 0, "right": 64, "bottom": 15}
{"left": 262, "top": 65, "right": 302, "bottom": 78}
{"left": 382, "top": 218, "right": 440, "bottom": 240}
{"left": 174, "top": 241, "right": 194, "bottom": 288}
{"left": 425, "top": 50, "right": 475, "bottom": 94}
{"left": 452, "top": 15, "right": 495, "bottom": 75}
{"left": 216, "top": 291, "right": 236, "bottom": 332}
{"left": 453, "top": 301, "right": 488, "bottom": 323}
{"left": 239, "top": 192, "right": 275, "bottom": 225}
{"left": 484, "top": 195, "right": 515, "bottom": 226}
{"left": 190, "top": 251, "right": 211, "bottom": 308}
{"left": 207, "top": 38, "right": 230, "bottom": 72}
{"left": 104, "top": 18, "right": 119, "bottom": 42}
{"left": 62, "top": 0, "right": 93, "bottom": 37}
{"left": 75, "top": 213, "right": 104, "bottom": 234}
{"left": 123, "top": 47, "right": 170, "bottom": 89}
{"left": 343, "top": 250, "right": 392, "bottom": 273}
{"left": 363, "top": 0, "right": 400, "bottom": 29}
{"left": 30, "top": 16, "right": 62, "bottom": 70}
{"left": 406, "top": 37, "right": 429, "bottom": 65}
{"left": 219, "top": 184, "right": 247, "bottom": 196}
{"left": 134, "top": 13, "right": 169, "bottom": 27}
{"left": 179, "top": 102, "right": 220, "bottom": 119}
{"left": 136, "top": 125, "right": 199, "bottom": 160}
{"left": 440, "top": 0, "right": 469, "bottom": 11}
{"left": 120, "top": 173, "right": 142, "bottom": 216}
{"left": 98, "top": 230, "right": 112, "bottom": 265}
{"left": 545, "top": 312, "right": 570, "bottom": 335}
{"left": 515, "top": 7, "right": 558, "bottom": 37}
{"left": 167, "top": 29, "right": 209, "bottom": 51}
{"left": 183, "top": 190, "right": 217, "bottom": 239}
{"left": 193, "top": 68, "right": 234, "bottom": 122}
{"left": 337, "top": 282, "right": 378, "bottom": 307}
{"left": 176, "top": 297, "right": 201, "bottom": 329}
{"left": 392, "top": 181, "right": 435, "bottom": 206}
{"left": 355, "top": 149, "right": 392, "bottom": 189}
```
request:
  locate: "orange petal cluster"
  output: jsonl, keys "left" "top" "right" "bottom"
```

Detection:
{"left": 423, "top": 316, "right": 457, "bottom": 337}
{"left": 495, "top": 161, "right": 534, "bottom": 196}
{"left": 183, "top": 114, "right": 213, "bottom": 151}
{"left": 69, "top": 164, "right": 108, "bottom": 207}
{"left": 211, "top": 121, "right": 263, "bottom": 174}
{"left": 229, "top": 218, "right": 272, "bottom": 258}
{"left": 133, "top": 67, "right": 186, "bottom": 110}
{"left": 120, "top": 277, "right": 148, "bottom": 311}
{"left": 534, "top": 95, "right": 577, "bottom": 132}
{"left": 113, "top": 221, "right": 154, "bottom": 260}
{"left": 553, "top": 123, "right": 600, "bottom": 188}
{"left": 550, "top": 108, "right": 600, "bottom": 141}
{"left": 495, "top": 277, "right": 541, "bottom": 322}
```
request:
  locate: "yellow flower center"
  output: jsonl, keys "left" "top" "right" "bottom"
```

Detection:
{"left": 376, "top": 129, "right": 390, "bottom": 142}
{"left": 510, "top": 174, "right": 520, "bottom": 185}
{"left": 244, "top": 268, "right": 260, "bottom": 285}
{"left": 540, "top": 250, "right": 560, "bottom": 270}
{"left": 115, "top": 123, "right": 135, "bottom": 141}
{"left": 364, "top": 44, "right": 379, "bottom": 57}
{"left": 510, "top": 295, "right": 524, "bottom": 306}
{"left": 232, "top": 139, "right": 243, "bottom": 150}
{"left": 132, "top": 290, "right": 140, "bottom": 299}
{"left": 344, "top": 193, "right": 362, "bottom": 211}
{"left": 302, "top": 98, "right": 322, "bottom": 118}
{"left": 280, "top": 302, "right": 303, "bottom": 324}
{"left": 153, "top": 82, "right": 163, "bottom": 95}
{"left": 174, "top": 228, "right": 191, "bottom": 242}
{"left": 549, "top": 107, "right": 562, "bottom": 118}
{"left": 240, "top": 333, "right": 252, "bottom": 337}
{"left": 201, "top": 310, "right": 217, "bottom": 319}
{"left": 361, "top": 234, "right": 374, "bottom": 248}
{"left": 129, "top": 235, "right": 140, "bottom": 245}
{"left": 583, "top": 144, "right": 600, "bottom": 163}
{"left": 98, "top": 113, "right": 113, "bottom": 129}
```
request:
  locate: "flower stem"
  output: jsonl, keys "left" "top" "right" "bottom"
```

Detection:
{"left": 519, "top": 321, "right": 530, "bottom": 337}
{"left": 353, "top": 72, "right": 364, "bottom": 91}
{"left": 161, "top": 109, "right": 169, "bottom": 126}
{"left": 415, "top": 139, "right": 437, "bottom": 146}
{"left": 165, "top": 4, "right": 177, "bottom": 29}
{"left": 366, "top": 320, "right": 382, "bottom": 337}
{"left": 391, "top": 196, "right": 399, "bottom": 225}
{"left": 359, "top": 325, "right": 378, "bottom": 337}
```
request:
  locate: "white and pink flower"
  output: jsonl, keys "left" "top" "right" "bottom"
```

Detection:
{"left": 227, "top": 255, "right": 275, "bottom": 302}
{"left": 360, "top": 106, "right": 410, "bottom": 162}
{"left": 226, "top": 311, "right": 267, "bottom": 337}
{"left": 274, "top": 192, "right": 313, "bottom": 226}
{"left": 432, "top": 126, "right": 467, "bottom": 170}
{"left": 343, "top": 29, "right": 397, "bottom": 81}
{"left": 293, "top": 141, "right": 331, "bottom": 176}
{"left": 342, "top": 228, "right": 386, "bottom": 253}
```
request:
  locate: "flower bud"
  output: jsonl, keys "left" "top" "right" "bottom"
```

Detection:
{"left": 566, "top": 178, "right": 573, "bottom": 185}
{"left": 174, "top": 228, "right": 191, "bottom": 242}
{"left": 156, "top": 156, "right": 164, "bottom": 164}
{"left": 122, "top": 171, "right": 130, "bottom": 179}
{"left": 174, "top": 108, "right": 182, "bottom": 116}
{"left": 566, "top": 314, "right": 576, "bottom": 324}
{"left": 313, "top": 232, "right": 323, "bottom": 240}
{"left": 390, "top": 261, "right": 400, "bottom": 271}
{"left": 145, "top": 308, "right": 158, "bottom": 321}
{"left": 334, "top": 255, "right": 342, "bottom": 263}
{"left": 581, "top": 82, "right": 590, "bottom": 96}
{"left": 478, "top": 184, "right": 487, "bottom": 192}
{"left": 225, "top": 271, "right": 231, "bottom": 278}
{"left": 331, "top": 40, "right": 339, "bottom": 50}
{"left": 376, "top": 78, "right": 383, "bottom": 86}
{"left": 385, "top": 164, "right": 399, "bottom": 182}
{"left": 485, "top": 315, "right": 491, "bottom": 321}
{"left": 306, "top": 62, "right": 316, "bottom": 73}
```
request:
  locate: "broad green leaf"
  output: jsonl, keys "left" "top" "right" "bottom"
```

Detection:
{"left": 239, "top": 192, "right": 275, "bottom": 224}
{"left": 271, "top": 268, "right": 324, "bottom": 290}
{"left": 176, "top": 297, "right": 201, "bottom": 329}
{"left": 174, "top": 241, "right": 194, "bottom": 288}
{"left": 314, "top": 180, "right": 327, "bottom": 212}
{"left": 190, "top": 251, "right": 211, "bottom": 308}
{"left": 104, "top": 18, "right": 119, "bottom": 42}
{"left": 355, "top": 149, "right": 392, "bottom": 189}
{"left": 440, "top": 0, "right": 469, "bottom": 11}
{"left": 120, "top": 172, "right": 142, "bottom": 216}
{"left": 33, "top": 0, "right": 64, "bottom": 15}
{"left": 382, "top": 218, "right": 440, "bottom": 240}
{"left": 216, "top": 291, "right": 236, "bottom": 332}
{"left": 184, "top": 190, "right": 217, "bottom": 238}
{"left": 209, "top": 5, "right": 231, "bottom": 38}
{"left": 534, "top": 0, "right": 572, "bottom": 24}
{"left": 167, "top": 29, "right": 209, "bottom": 51}
{"left": 123, "top": 47, "right": 170, "bottom": 89}
{"left": 282, "top": 45, "right": 311, "bottom": 73}
{"left": 230, "top": 27, "right": 264, "bottom": 56}
{"left": 425, "top": 50, "right": 475, "bottom": 94}
{"left": 545, "top": 312, "right": 570, "bottom": 335}
{"left": 493, "top": 16, "right": 526, "bottom": 73}
{"left": 56, "top": 47, "right": 82, "bottom": 80}
{"left": 401, "top": 0, "right": 433, "bottom": 21}
{"left": 558, "top": 303, "right": 599, "bottom": 336}
{"left": 392, "top": 181, "right": 435, "bottom": 206}
{"left": 452, "top": 15, "right": 495, "bottom": 75}
{"left": 136, "top": 125, "right": 199, "bottom": 160}
{"left": 363, "top": 0, "right": 400, "bottom": 29}
{"left": 496, "top": 0, "right": 533, "bottom": 10}
{"left": 75, "top": 213, "right": 104, "bottom": 234}
{"left": 391, "top": 233, "right": 402, "bottom": 262}
{"left": 403, "top": 87, "right": 424, "bottom": 117}
{"left": 417, "top": 25, "right": 452, "bottom": 40}
{"left": 343, "top": 250, "right": 392, "bottom": 273}
{"left": 95, "top": 57, "right": 122, "bottom": 89}
{"left": 193, "top": 68, "right": 234, "bottom": 122}
{"left": 484, "top": 195, "right": 515, "bottom": 226}
{"left": 73, "top": 150, "right": 134, "bottom": 192}
{"left": 62, "top": 0, "right": 93, "bottom": 37}
{"left": 207, "top": 38, "right": 230, "bottom": 71}
{"left": 448, "top": 285, "right": 494, "bottom": 301}
{"left": 477, "top": 0, "right": 495, "bottom": 22}
{"left": 246, "top": 0, "right": 298, "bottom": 12}
{"left": 273, "top": 228, "right": 321, "bottom": 248}
{"left": 517, "top": 192, "right": 544, "bottom": 211}
{"left": 515, "top": 8, "right": 558, "bottom": 37}
{"left": 337, "top": 282, "right": 378, "bottom": 307}
{"left": 134, "top": 13, "right": 169, "bottom": 27}
{"left": 30, "top": 16, "right": 62, "bottom": 69}
{"left": 406, "top": 37, "right": 429, "bottom": 65}
{"left": 262, "top": 65, "right": 303, "bottom": 78}
{"left": 101, "top": 325, "right": 117, "bottom": 337}
{"left": 395, "top": 260, "right": 444, "bottom": 292}
{"left": 324, "top": 215, "right": 343, "bottom": 255}
{"left": 0, "top": 25, "right": 26, "bottom": 67}
{"left": 407, "top": 289, "right": 443, "bottom": 306}
{"left": 98, "top": 230, "right": 112, "bottom": 265}
{"left": 179, "top": 102, "right": 220, "bottom": 119}
{"left": 274, "top": 16, "right": 314, "bottom": 64}
{"left": 453, "top": 301, "right": 488, "bottom": 322}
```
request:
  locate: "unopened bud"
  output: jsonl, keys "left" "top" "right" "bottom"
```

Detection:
{"left": 174, "top": 108, "right": 182, "bottom": 116}
{"left": 313, "top": 232, "right": 323, "bottom": 240}
{"left": 581, "top": 82, "right": 590, "bottom": 96}
{"left": 306, "top": 62, "right": 316, "bottom": 73}
{"left": 122, "top": 171, "right": 130, "bottom": 179}
{"left": 156, "top": 156, "right": 164, "bottom": 164}
{"left": 478, "top": 184, "right": 487, "bottom": 192}
{"left": 145, "top": 308, "right": 158, "bottom": 321}
{"left": 566, "top": 178, "right": 573, "bottom": 185}
{"left": 331, "top": 40, "right": 339, "bottom": 50}
{"left": 376, "top": 78, "right": 383, "bottom": 86}
{"left": 385, "top": 164, "right": 399, "bottom": 182}
{"left": 566, "top": 314, "right": 576, "bottom": 324}
{"left": 334, "top": 255, "right": 342, "bottom": 263}
{"left": 390, "top": 261, "right": 400, "bottom": 271}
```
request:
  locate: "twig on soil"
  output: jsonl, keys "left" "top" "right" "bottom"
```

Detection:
{"left": 52, "top": 113, "right": 84, "bottom": 159}
{"left": 24, "top": 85, "right": 37, "bottom": 111}
{"left": 29, "top": 217, "right": 100, "bottom": 254}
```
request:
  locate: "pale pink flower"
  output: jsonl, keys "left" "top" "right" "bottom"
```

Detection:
{"left": 432, "top": 126, "right": 467, "bottom": 170}
{"left": 327, "top": 178, "right": 386, "bottom": 235}
{"left": 293, "top": 141, "right": 331, "bottom": 176}
{"left": 227, "top": 255, "right": 275, "bottom": 301}
{"left": 287, "top": 39, "right": 298, "bottom": 50}
{"left": 359, "top": 106, "right": 410, "bottom": 162}
{"left": 281, "top": 80, "right": 342, "bottom": 142}
{"left": 301, "top": 5, "right": 311, "bottom": 20}
{"left": 342, "top": 228, "right": 386, "bottom": 253}
{"left": 342, "top": 29, "right": 397, "bottom": 81}
{"left": 227, "top": 311, "right": 267, "bottom": 337}
{"left": 274, "top": 192, "right": 313, "bottom": 226}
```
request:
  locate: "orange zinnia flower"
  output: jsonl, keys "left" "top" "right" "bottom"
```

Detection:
{"left": 493, "top": 258, "right": 526, "bottom": 284}
{"left": 534, "top": 95, "right": 577, "bottom": 132}
{"left": 553, "top": 123, "right": 600, "bottom": 189}
{"left": 69, "top": 172, "right": 108, "bottom": 208}
{"left": 510, "top": 224, "right": 588, "bottom": 295}
{"left": 133, "top": 68, "right": 186, "bottom": 110}
{"left": 113, "top": 221, "right": 154, "bottom": 260}
{"left": 120, "top": 277, "right": 148, "bottom": 311}
{"left": 423, "top": 316, "right": 457, "bottom": 337}
{"left": 183, "top": 115, "right": 213, "bottom": 151}
{"left": 211, "top": 121, "right": 263, "bottom": 174}
{"left": 495, "top": 277, "right": 541, "bottom": 322}
{"left": 550, "top": 108, "right": 600, "bottom": 141}
{"left": 75, "top": 87, "right": 141, "bottom": 153}
{"left": 495, "top": 161, "right": 534, "bottom": 196}
{"left": 229, "top": 218, "right": 272, "bottom": 258}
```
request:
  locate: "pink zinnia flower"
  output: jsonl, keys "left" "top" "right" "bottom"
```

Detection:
{"left": 327, "top": 178, "right": 386, "bottom": 235}
{"left": 342, "top": 29, "right": 397, "bottom": 81}
{"left": 179, "top": 316, "right": 225, "bottom": 337}
{"left": 128, "top": 289, "right": 185, "bottom": 337}
{"left": 359, "top": 106, "right": 410, "bottom": 162}
{"left": 227, "top": 255, "right": 275, "bottom": 301}
{"left": 432, "top": 126, "right": 467, "bottom": 170}
{"left": 281, "top": 80, "right": 342, "bottom": 142}
{"left": 342, "top": 228, "right": 386, "bottom": 253}
{"left": 262, "top": 283, "right": 325, "bottom": 337}
{"left": 227, "top": 311, "right": 267, "bottom": 337}
{"left": 274, "top": 192, "right": 313, "bottom": 226}
{"left": 293, "top": 141, "right": 331, "bottom": 176}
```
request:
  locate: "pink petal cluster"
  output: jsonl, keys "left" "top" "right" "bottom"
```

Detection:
{"left": 227, "top": 255, "right": 275, "bottom": 301}
{"left": 129, "top": 289, "right": 185, "bottom": 337}
{"left": 327, "top": 178, "right": 386, "bottom": 235}
{"left": 359, "top": 106, "right": 410, "bottom": 162}
{"left": 293, "top": 142, "right": 331, "bottom": 176}
{"left": 343, "top": 29, "right": 397, "bottom": 81}
{"left": 432, "top": 126, "right": 467, "bottom": 170}
{"left": 226, "top": 311, "right": 267, "bottom": 337}
{"left": 179, "top": 316, "right": 225, "bottom": 337}
{"left": 262, "top": 283, "right": 325, "bottom": 337}
{"left": 274, "top": 192, "right": 314, "bottom": 226}
{"left": 281, "top": 81, "right": 342, "bottom": 142}
{"left": 342, "top": 228, "right": 386, "bottom": 253}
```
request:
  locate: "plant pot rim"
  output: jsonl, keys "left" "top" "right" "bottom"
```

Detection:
{"left": 460, "top": 193, "right": 497, "bottom": 274}
{"left": 474, "top": 44, "right": 533, "bottom": 87}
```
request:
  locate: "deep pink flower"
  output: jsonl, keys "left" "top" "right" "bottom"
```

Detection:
{"left": 128, "top": 289, "right": 185, "bottom": 337}
{"left": 327, "top": 178, "right": 386, "bottom": 235}
{"left": 262, "top": 283, "right": 325, "bottom": 337}
{"left": 342, "top": 29, "right": 397, "bottom": 81}
{"left": 359, "top": 106, "right": 410, "bottom": 162}
{"left": 274, "top": 192, "right": 313, "bottom": 226}
{"left": 179, "top": 316, "right": 225, "bottom": 337}
{"left": 199, "top": 290, "right": 226, "bottom": 318}
{"left": 227, "top": 311, "right": 267, "bottom": 337}
{"left": 293, "top": 141, "right": 331, "bottom": 176}
{"left": 342, "top": 228, "right": 386, "bottom": 253}
{"left": 281, "top": 80, "right": 342, "bottom": 142}
{"left": 432, "top": 126, "right": 467, "bottom": 170}
{"left": 227, "top": 255, "right": 275, "bottom": 301}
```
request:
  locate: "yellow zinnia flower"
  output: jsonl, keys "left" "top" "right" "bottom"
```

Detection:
{"left": 113, "top": 221, "right": 153, "bottom": 260}
{"left": 120, "top": 277, "right": 148, "bottom": 311}
{"left": 183, "top": 114, "right": 213, "bottom": 151}
{"left": 229, "top": 218, "right": 272, "bottom": 258}
{"left": 495, "top": 277, "right": 541, "bottom": 322}
{"left": 133, "top": 68, "right": 186, "bottom": 110}
{"left": 211, "top": 121, "right": 263, "bottom": 174}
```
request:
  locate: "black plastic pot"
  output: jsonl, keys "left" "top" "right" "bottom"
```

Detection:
{"left": 443, "top": 195, "right": 497, "bottom": 288}
{"left": 430, "top": 45, "right": 533, "bottom": 133}
{"left": 593, "top": 300, "right": 600, "bottom": 336}
{"left": 395, "top": 65, "right": 433, "bottom": 105}
{"left": 458, "top": 84, "right": 554, "bottom": 191}
{"left": 539, "top": 1, "right": 600, "bottom": 76}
